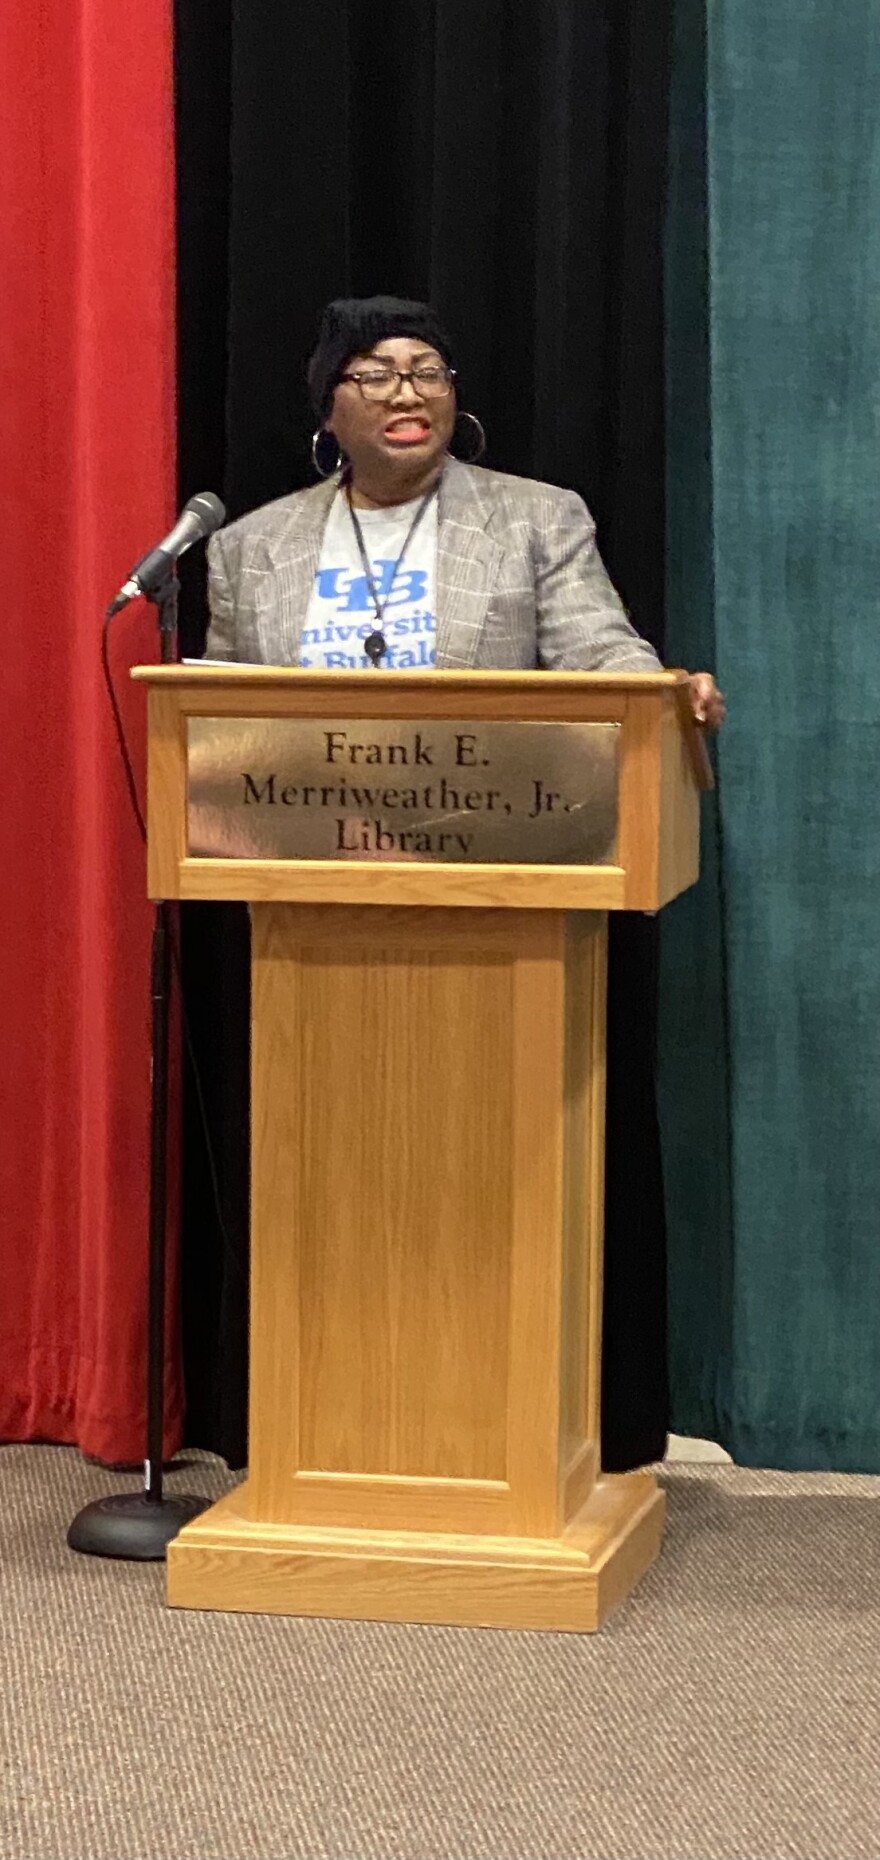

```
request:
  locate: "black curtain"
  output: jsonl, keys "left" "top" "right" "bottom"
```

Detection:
{"left": 175, "top": 0, "right": 672, "bottom": 1471}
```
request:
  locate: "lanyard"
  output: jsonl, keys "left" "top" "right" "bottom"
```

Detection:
{"left": 345, "top": 481, "right": 438, "bottom": 667}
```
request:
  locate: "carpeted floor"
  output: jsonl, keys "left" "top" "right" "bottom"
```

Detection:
{"left": 2, "top": 1446, "right": 879, "bottom": 1860}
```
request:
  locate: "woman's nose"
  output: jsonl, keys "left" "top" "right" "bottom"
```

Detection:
{"left": 391, "top": 374, "right": 421, "bottom": 404}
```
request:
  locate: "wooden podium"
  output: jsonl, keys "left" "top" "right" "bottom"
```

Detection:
{"left": 133, "top": 665, "right": 709, "bottom": 1632}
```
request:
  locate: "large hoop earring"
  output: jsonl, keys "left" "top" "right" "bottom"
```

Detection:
{"left": 450, "top": 410, "right": 486, "bottom": 463}
{"left": 311, "top": 428, "right": 343, "bottom": 478}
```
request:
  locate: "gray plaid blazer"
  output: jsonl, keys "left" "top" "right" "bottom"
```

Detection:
{"left": 204, "top": 459, "right": 661, "bottom": 672}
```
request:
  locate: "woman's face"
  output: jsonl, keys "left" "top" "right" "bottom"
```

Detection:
{"left": 324, "top": 335, "right": 456, "bottom": 484}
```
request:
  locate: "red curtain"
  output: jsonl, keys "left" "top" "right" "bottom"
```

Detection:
{"left": 0, "top": 0, "right": 182, "bottom": 1461}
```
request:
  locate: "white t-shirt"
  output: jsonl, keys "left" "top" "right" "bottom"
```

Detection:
{"left": 301, "top": 490, "right": 438, "bottom": 670}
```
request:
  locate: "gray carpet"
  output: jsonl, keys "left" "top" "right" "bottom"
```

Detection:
{"left": 2, "top": 1446, "right": 880, "bottom": 1860}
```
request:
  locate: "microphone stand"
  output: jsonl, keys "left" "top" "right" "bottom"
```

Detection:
{"left": 68, "top": 569, "right": 210, "bottom": 1559}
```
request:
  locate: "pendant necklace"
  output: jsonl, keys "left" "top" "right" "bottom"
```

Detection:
{"left": 345, "top": 479, "right": 438, "bottom": 667}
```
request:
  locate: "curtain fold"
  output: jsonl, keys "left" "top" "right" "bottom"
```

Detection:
{"left": 0, "top": 0, "right": 180, "bottom": 1461}
{"left": 663, "top": 0, "right": 880, "bottom": 1468}
{"left": 175, "top": 0, "right": 673, "bottom": 1471}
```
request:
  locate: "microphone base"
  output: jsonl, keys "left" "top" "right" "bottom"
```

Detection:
{"left": 67, "top": 1491, "right": 210, "bottom": 1561}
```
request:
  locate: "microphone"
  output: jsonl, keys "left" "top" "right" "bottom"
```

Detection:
{"left": 107, "top": 492, "right": 226, "bottom": 615}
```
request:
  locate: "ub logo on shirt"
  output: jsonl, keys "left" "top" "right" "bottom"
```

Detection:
{"left": 315, "top": 562, "right": 429, "bottom": 612}
{"left": 302, "top": 496, "right": 439, "bottom": 669}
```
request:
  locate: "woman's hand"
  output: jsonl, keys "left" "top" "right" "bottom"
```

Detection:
{"left": 688, "top": 672, "right": 726, "bottom": 729}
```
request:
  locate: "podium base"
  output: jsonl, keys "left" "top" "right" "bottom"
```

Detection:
{"left": 68, "top": 1492, "right": 211, "bottom": 1561}
{"left": 166, "top": 1474, "right": 664, "bottom": 1633}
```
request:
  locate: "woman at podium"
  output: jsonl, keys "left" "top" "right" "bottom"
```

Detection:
{"left": 182, "top": 295, "right": 726, "bottom": 1552}
{"left": 204, "top": 295, "right": 723, "bottom": 728}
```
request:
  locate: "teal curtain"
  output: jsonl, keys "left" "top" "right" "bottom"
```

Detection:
{"left": 661, "top": 0, "right": 880, "bottom": 1468}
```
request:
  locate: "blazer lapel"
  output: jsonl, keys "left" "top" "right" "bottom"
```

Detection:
{"left": 254, "top": 478, "right": 339, "bottom": 665}
{"left": 435, "top": 461, "right": 503, "bottom": 668}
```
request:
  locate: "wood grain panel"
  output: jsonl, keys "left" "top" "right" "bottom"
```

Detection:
{"left": 145, "top": 688, "right": 187, "bottom": 897}
{"left": 248, "top": 908, "right": 564, "bottom": 1528}
{"left": 167, "top": 1472, "right": 664, "bottom": 1633}
{"left": 248, "top": 915, "right": 303, "bottom": 1510}
{"left": 504, "top": 913, "right": 568, "bottom": 1537}
{"left": 561, "top": 1441, "right": 598, "bottom": 1523}
{"left": 134, "top": 662, "right": 685, "bottom": 711}
{"left": 617, "top": 696, "right": 662, "bottom": 910}
{"left": 247, "top": 905, "right": 618, "bottom": 1541}
{"left": 559, "top": 914, "right": 607, "bottom": 1477}
{"left": 176, "top": 859, "right": 627, "bottom": 910}
{"left": 280, "top": 1472, "right": 510, "bottom": 1535}
{"left": 583, "top": 918, "right": 609, "bottom": 1445}
{"left": 657, "top": 704, "right": 701, "bottom": 906}
{"left": 295, "top": 935, "right": 513, "bottom": 1481}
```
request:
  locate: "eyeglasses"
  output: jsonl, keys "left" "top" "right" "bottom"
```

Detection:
{"left": 339, "top": 365, "right": 456, "bottom": 403}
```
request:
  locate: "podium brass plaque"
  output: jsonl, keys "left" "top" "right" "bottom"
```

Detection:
{"left": 187, "top": 717, "right": 620, "bottom": 865}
